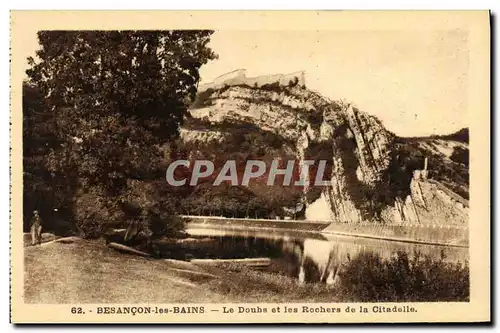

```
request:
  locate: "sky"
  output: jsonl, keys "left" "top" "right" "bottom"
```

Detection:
{"left": 22, "top": 29, "right": 469, "bottom": 137}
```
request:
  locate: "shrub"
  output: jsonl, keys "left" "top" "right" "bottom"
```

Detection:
{"left": 288, "top": 76, "right": 299, "bottom": 88}
{"left": 306, "top": 111, "right": 324, "bottom": 127}
{"left": 260, "top": 81, "right": 284, "bottom": 93}
{"left": 450, "top": 146, "right": 469, "bottom": 166}
{"left": 73, "top": 185, "right": 125, "bottom": 238}
{"left": 190, "top": 88, "right": 214, "bottom": 109}
{"left": 336, "top": 251, "right": 469, "bottom": 302}
{"left": 148, "top": 213, "right": 185, "bottom": 238}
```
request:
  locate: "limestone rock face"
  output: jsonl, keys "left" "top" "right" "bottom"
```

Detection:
{"left": 185, "top": 85, "right": 468, "bottom": 226}
{"left": 380, "top": 176, "right": 469, "bottom": 226}
{"left": 179, "top": 128, "right": 226, "bottom": 144}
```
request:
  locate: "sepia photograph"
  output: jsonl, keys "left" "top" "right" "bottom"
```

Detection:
{"left": 10, "top": 10, "right": 490, "bottom": 323}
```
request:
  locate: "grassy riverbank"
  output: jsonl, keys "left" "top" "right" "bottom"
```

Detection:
{"left": 24, "top": 239, "right": 336, "bottom": 303}
{"left": 24, "top": 238, "right": 469, "bottom": 303}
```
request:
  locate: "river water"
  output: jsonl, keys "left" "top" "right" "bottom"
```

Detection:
{"left": 183, "top": 226, "right": 469, "bottom": 284}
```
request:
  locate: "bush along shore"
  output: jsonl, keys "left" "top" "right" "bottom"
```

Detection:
{"left": 335, "top": 250, "right": 469, "bottom": 302}
{"left": 206, "top": 251, "right": 469, "bottom": 303}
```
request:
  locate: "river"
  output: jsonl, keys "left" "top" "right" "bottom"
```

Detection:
{"left": 183, "top": 226, "right": 469, "bottom": 284}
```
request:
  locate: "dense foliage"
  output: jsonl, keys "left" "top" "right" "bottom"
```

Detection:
{"left": 190, "top": 87, "right": 215, "bottom": 109}
{"left": 172, "top": 118, "right": 305, "bottom": 218}
{"left": 337, "top": 251, "right": 470, "bottom": 302}
{"left": 23, "top": 83, "right": 77, "bottom": 234}
{"left": 24, "top": 30, "right": 217, "bottom": 237}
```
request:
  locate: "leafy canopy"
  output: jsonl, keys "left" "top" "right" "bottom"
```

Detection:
{"left": 25, "top": 30, "right": 217, "bottom": 237}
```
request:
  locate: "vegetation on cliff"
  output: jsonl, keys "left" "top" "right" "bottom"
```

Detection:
{"left": 394, "top": 128, "right": 469, "bottom": 199}
{"left": 172, "top": 117, "right": 305, "bottom": 218}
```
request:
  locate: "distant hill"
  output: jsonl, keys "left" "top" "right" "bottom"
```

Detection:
{"left": 436, "top": 128, "right": 469, "bottom": 143}
{"left": 399, "top": 127, "right": 469, "bottom": 144}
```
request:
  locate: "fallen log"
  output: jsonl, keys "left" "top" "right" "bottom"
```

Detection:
{"left": 107, "top": 242, "right": 151, "bottom": 257}
{"left": 53, "top": 236, "right": 82, "bottom": 244}
{"left": 165, "top": 267, "right": 218, "bottom": 279}
{"left": 163, "top": 259, "right": 206, "bottom": 272}
{"left": 23, "top": 232, "right": 59, "bottom": 247}
{"left": 189, "top": 258, "right": 271, "bottom": 267}
{"left": 36, "top": 236, "right": 81, "bottom": 247}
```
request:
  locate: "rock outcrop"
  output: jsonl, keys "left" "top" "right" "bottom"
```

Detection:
{"left": 183, "top": 84, "right": 469, "bottom": 226}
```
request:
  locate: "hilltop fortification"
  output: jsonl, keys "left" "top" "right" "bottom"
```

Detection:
{"left": 198, "top": 69, "right": 306, "bottom": 92}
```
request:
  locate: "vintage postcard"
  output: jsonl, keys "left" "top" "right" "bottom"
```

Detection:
{"left": 10, "top": 10, "right": 490, "bottom": 324}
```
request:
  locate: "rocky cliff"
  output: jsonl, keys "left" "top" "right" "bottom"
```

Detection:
{"left": 181, "top": 83, "right": 468, "bottom": 226}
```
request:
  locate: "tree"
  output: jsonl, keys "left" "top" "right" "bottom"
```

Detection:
{"left": 23, "top": 82, "right": 77, "bottom": 234}
{"left": 25, "top": 30, "right": 217, "bottom": 237}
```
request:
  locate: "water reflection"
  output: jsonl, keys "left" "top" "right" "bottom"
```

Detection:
{"left": 182, "top": 227, "right": 469, "bottom": 285}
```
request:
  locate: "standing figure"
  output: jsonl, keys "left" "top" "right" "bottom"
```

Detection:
{"left": 30, "top": 210, "right": 43, "bottom": 246}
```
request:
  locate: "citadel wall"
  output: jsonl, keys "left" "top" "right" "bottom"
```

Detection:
{"left": 198, "top": 69, "right": 306, "bottom": 92}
